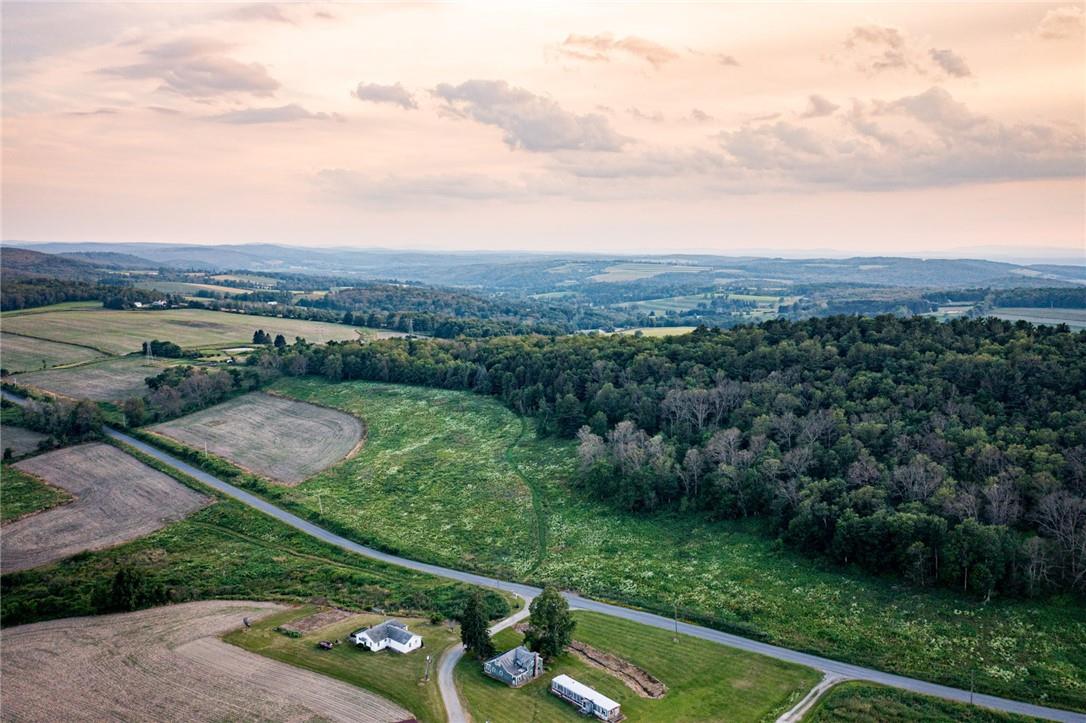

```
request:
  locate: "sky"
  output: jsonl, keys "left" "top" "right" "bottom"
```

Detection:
{"left": 2, "top": 1, "right": 1084, "bottom": 259}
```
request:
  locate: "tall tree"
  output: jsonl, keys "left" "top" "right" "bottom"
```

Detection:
{"left": 459, "top": 591, "right": 495, "bottom": 660}
{"left": 524, "top": 585, "right": 574, "bottom": 660}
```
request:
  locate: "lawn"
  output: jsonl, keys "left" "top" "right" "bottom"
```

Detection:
{"left": 225, "top": 606, "right": 456, "bottom": 723}
{"left": 0, "top": 307, "right": 367, "bottom": 355}
{"left": 804, "top": 681, "right": 1041, "bottom": 722}
{"left": 0, "top": 331, "right": 107, "bottom": 372}
{"left": 18, "top": 356, "right": 172, "bottom": 401}
{"left": 0, "top": 464, "right": 71, "bottom": 523}
{"left": 263, "top": 379, "right": 1086, "bottom": 712}
{"left": 457, "top": 611, "right": 819, "bottom": 722}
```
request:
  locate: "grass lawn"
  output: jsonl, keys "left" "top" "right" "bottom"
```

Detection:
{"left": 0, "top": 307, "right": 366, "bottom": 355}
{"left": 0, "top": 464, "right": 71, "bottom": 523}
{"left": 264, "top": 379, "right": 1086, "bottom": 712}
{"left": 225, "top": 606, "right": 456, "bottom": 723}
{"left": 804, "top": 681, "right": 1041, "bottom": 722}
{"left": 0, "top": 331, "right": 107, "bottom": 372}
{"left": 457, "top": 611, "right": 819, "bottom": 722}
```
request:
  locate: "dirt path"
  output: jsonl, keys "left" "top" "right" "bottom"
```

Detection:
{"left": 0, "top": 600, "right": 413, "bottom": 722}
{"left": 2, "top": 442, "right": 209, "bottom": 573}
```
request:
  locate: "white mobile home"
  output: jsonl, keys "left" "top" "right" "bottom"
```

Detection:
{"left": 349, "top": 619, "right": 422, "bottom": 654}
{"left": 550, "top": 674, "right": 622, "bottom": 721}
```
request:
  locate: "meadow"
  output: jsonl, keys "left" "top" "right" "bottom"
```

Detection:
{"left": 588, "top": 262, "right": 711, "bottom": 283}
{"left": 0, "top": 331, "right": 106, "bottom": 372}
{"left": 0, "top": 464, "right": 70, "bottom": 523}
{"left": 805, "top": 682, "right": 1040, "bottom": 722}
{"left": 134, "top": 280, "right": 250, "bottom": 296}
{"left": 456, "top": 611, "right": 818, "bottom": 722}
{"left": 1, "top": 307, "right": 366, "bottom": 355}
{"left": 225, "top": 606, "right": 457, "bottom": 723}
{"left": 18, "top": 356, "right": 172, "bottom": 401}
{"left": 990, "top": 307, "right": 1086, "bottom": 330}
{"left": 262, "top": 379, "right": 1086, "bottom": 711}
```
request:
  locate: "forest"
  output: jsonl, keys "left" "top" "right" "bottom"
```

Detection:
{"left": 247, "top": 316, "right": 1086, "bottom": 599}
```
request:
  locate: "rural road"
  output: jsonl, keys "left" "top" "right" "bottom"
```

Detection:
{"left": 2, "top": 392, "right": 1081, "bottom": 723}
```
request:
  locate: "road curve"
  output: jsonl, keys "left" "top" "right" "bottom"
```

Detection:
{"left": 0, "top": 394, "right": 1078, "bottom": 723}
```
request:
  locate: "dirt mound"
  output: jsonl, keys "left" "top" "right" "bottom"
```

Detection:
{"left": 569, "top": 640, "right": 668, "bottom": 699}
{"left": 281, "top": 607, "right": 356, "bottom": 634}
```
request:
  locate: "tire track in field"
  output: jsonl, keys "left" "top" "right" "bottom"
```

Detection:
{"left": 504, "top": 416, "right": 549, "bottom": 573}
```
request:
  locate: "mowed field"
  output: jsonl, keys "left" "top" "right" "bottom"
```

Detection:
{"left": 18, "top": 356, "right": 172, "bottom": 401}
{"left": 1, "top": 443, "right": 208, "bottom": 572}
{"left": 0, "top": 307, "right": 367, "bottom": 354}
{"left": 268, "top": 379, "right": 1086, "bottom": 711}
{"left": 457, "top": 611, "right": 818, "bottom": 722}
{"left": 0, "top": 331, "right": 106, "bottom": 372}
{"left": 990, "top": 307, "right": 1086, "bottom": 330}
{"left": 149, "top": 392, "right": 364, "bottom": 485}
{"left": 225, "top": 606, "right": 458, "bottom": 723}
{"left": 0, "top": 600, "right": 412, "bottom": 723}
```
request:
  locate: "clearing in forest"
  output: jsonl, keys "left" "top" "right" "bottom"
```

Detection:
{"left": 0, "top": 307, "right": 366, "bottom": 355}
{"left": 2, "top": 442, "right": 209, "bottom": 572}
{"left": 18, "top": 356, "right": 171, "bottom": 401}
{"left": 0, "top": 600, "right": 412, "bottom": 723}
{"left": 149, "top": 392, "right": 364, "bottom": 485}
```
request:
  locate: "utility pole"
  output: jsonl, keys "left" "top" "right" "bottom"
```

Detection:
{"left": 673, "top": 600, "right": 679, "bottom": 642}
{"left": 423, "top": 654, "right": 432, "bottom": 683}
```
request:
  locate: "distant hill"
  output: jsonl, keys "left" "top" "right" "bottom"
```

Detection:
{"left": 59, "top": 251, "right": 158, "bottom": 269}
{"left": 0, "top": 247, "right": 101, "bottom": 281}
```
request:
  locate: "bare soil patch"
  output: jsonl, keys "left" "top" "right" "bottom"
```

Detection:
{"left": 0, "top": 600, "right": 412, "bottom": 722}
{"left": 149, "top": 392, "right": 364, "bottom": 485}
{"left": 2, "top": 443, "right": 209, "bottom": 572}
{"left": 280, "top": 607, "right": 356, "bottom": 634}
{"left": 19, "top": 356, "right": 171, "bottom": 401}
{"left": 569, "top": 639, "right": 668, "bottom": 699}
{"left": 0, "top": 424, "right": 47, "bottom": 456}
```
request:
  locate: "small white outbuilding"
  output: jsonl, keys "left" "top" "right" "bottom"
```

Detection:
{"left": 349, "top": 619, "right": 422, "bottom": 654}
{"left": 550, "top": 674, "right": 622, "bottom": 721}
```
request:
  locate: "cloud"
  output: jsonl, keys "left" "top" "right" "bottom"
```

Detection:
{"left": 100, "top": 37, "right": 279, "bottom": 99}
{"left": 801, "top": 94, "right": 839, "bottom": 118}
{"left": 317, "top": 169, "right": 530, "bottom": 204}
{"left": 929, "top": 48, "right": 971, "bottom": 77}
{"left": 65, "top": 107, "right": 120, "bottom": 117}
{"left": 227, "top": 4, "right": 294, "bottom": 24}
{"left": 555, "top": 33, "right": 679, "bottom": 68}
{"left": 433, "top": 79, "right": 628, "bottom": 152}
{"left": 207, "top": 103, "right": 338, "bottom": 124}
{"left": 353, "top": 82, "right": 417, "bottom": 110}
{"left": 1034, "top": 5, "right": 1085, "bottom": 40}
{"left": 716, "top": 54, "right": 740, "bottom": 67}
{"left": 844, "top": 25, "right": 911, "bottom": 73}
{"left": 689, "top": 108, "right": 714, "bottom": 122}
{"left": 628, "top": 107, "right": 665, "bottom": 123}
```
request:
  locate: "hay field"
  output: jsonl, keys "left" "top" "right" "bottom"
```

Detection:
{"left": 0, "top": 600, "right": 412, "bottom": 723}
{"left": 2, "top": 443, "right": 209, "bottom": 572}
{"left": 618, "top": 326, "right": 698, "bottom": 337}
{"left": 0, "top": 307, "right": 366, "bottom": 355}
{"left": 149, "top": 392, "right": 364, "bottom": 485}
{"left": 0, "top": 332, "right": 106, "bottom": 372}
{"left": 0, "top": 424, "right": 47, "bottom": 456}
{"left": 135, "top": 280, "right": 249, "bottom": 295}
{"left": 589, "top": 262, "right": 711, "bottom": 283}
{"left": 19, "top": 356, "right": 171, "bottom": 401}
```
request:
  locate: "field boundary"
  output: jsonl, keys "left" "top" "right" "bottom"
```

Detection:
{"left": 0, "top": 465, "right": 76, "bottom": 526}
{"left": 505, "top": 416, "right": 548, "bottom": 573}
{"left": 1, "top": 329, "right": 114, "bottom": 357}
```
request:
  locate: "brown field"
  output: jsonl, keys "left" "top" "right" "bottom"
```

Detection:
{"left": 0, "top": 424, "right": 47, "bottom": 456}
{"left": 149, "top": 392, "right": 364, "bottom": 485}
{"left": 18, "top": 356, "right": 171, "bottom": 401}
{"left": 2, "top": 443, "right": 209, "bottom": 572}
{"left": 0, "top": 332, "right": 107, "bottom": 372}
{"left": 0, "top": 600, "right": 412, "bottom": 723}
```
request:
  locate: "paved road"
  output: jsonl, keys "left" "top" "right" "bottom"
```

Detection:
{"left": 1, "top": 394, "right": 1079, "bottom": 723}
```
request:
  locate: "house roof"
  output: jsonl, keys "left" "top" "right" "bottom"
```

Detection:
{"left": 552, "top": 674, "right": 620, "bottom": 711}
{"left": 485, "top": 645, "right": 539, "bottom": 678}
{"left": 357, "top": 619, "right": 416, "bottom": 645}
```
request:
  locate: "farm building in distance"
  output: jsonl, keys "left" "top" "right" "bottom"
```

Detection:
{"left": 482, "top": 645, "right": 543, "bottom": 687}
{"left": 349, "top": 620, "right": 422, "bottom": 654}
{"left": 550, "top": 674, "right": 622, "bottom": 721}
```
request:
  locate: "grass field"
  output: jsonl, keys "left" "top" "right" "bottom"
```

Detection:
{"left": 210, "top": 273, "right": 280, "bottom": 285}
{"left": 0, "top": 301, "right": 104, "bottom": 316}
{"left": 1, "top": 307, "right": 367, "bottom": 355}
{"left": 616, "top": 291, "right": 795, "bottom": 316}
{"left": 149, "top": 392, "right": 364, "bottom": 485}
{"left": 263, "top": 379, "right": 1086, "bottom": 711}
{"left": 1, "top": 600, "right": 411, "bottom": 723}
{"left": 804, "top": 681, "right": 1039, "bottom": 722}
{"left": 134, "top": 280, "right": 250, "bottom": 296}
{"left": 18, "top": 356, "right": 171, "bottom": 401}
{"left": 1, "top": 332, "right": 107, "bottom": 372}
{"left": 589, "top": 263, "right": 711, "bottom": 283}
{"left": 618, "top": 326, "right": 698, "bottom": 337}
{"left": 990, "top": 307, "right": 1086, "bottom": 330}
{"left": 0, "top": 424, "right": 47, "bottom": 457}
{"left": 2, "top": 442, "right": 209, "bottom": 573}
{"left": 225, "top": 606, "right": 456, "bottom": 723}
{"left": 458, "top": 611, "right": 818, "bottom": 722}
{"left": 0, "top": 464, "right": 71, "bottom": 523}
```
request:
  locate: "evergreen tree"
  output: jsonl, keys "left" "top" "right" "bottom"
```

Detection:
{"left": 524, "top": 585, "right": 574, "bottom": 659}
{"left": 459, "top": 591, "right": 495, "bottom": 660}
{"left": 273, "top": 333, "right": 287, "bottom": 348}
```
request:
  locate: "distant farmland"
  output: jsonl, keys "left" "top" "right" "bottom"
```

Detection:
{"left": 990, "top": 307, "right": 1086, "bottom": 330}
{"left": 19, "top": 357, "right": 172, "bottom": 401}
{"left": 0, "top": 332, "right": 106, "bottom": 372}
{"left": 589, "top": 262, "right": 711, "bottom": 283}
{"left": 1, "top": 307, "right": 368, "bottom": 355}
{"left": 134, "top": 280, "right": 250, "bottom": 296}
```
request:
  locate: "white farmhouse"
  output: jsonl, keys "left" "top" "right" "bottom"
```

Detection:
{"left": 550, "top": 674, "right": 622, "bottom": 721}
{"left": 349, "top": 619, "right": 422, "bottom": 654}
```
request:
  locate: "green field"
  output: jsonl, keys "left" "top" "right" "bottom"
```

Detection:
{"left": 1, "top": 307, "right": 366, "bottom": 355}
{"left": 262, "top": 379, "right": 1086, "bottom": 711}
{"left": 134, "top": 280, "right": 249, "bottom": 296}
{"left": 589, "top": 263, "right": 711, "bottom": 283}
{"left": 19, "top": 356, "right": 172, "bottom": 401}
{"left": 616, "top": 291, "right": 795, "bottom": 316}
{"left": 0, "top": 464, "right": 71, "bottom": 523}
{"left": 458, "top": 611, "right": 818, "bottom": 722}
{"left": 225, "top": 606, "right": 456, "bottom": 723}
{"left": 209, "top": 273, "right": 280, "bottom": 286}
{"left": 990, "top": 307, "right": 1086, "bottom": 330}
{"left": 1, "top": 301, "right": 104, "bottom": 316}
{"left": 618, "top": 326, "right": 698, "bottom": 337}
{"left": 805, "top": 681, "right": 1040, "bottom": 722}
{"left": 1, "top": 332, "right": 107, "bottom": 372}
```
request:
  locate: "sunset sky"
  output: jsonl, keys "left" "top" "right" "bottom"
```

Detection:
{"left": 2, "top": 2, "right": 1084, "bottom": 257}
